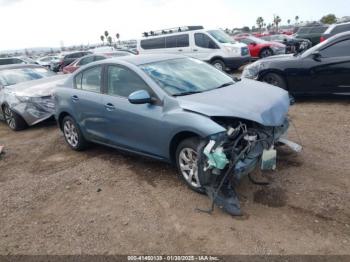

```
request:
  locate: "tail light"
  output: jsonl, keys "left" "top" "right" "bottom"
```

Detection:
{"left": 320, "top": 36, "right": 326, "bottom": 42}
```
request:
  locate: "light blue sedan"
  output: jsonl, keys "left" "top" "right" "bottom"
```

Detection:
{"left": 54, "top": 54, "right": 290, "bottom": 216}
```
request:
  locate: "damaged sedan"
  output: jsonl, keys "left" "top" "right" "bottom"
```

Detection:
{"left": 0, "top": 64, "right": 66, "bottom": 130}
{"left": 55, "top": 54, "right": 294, "bottom": 216}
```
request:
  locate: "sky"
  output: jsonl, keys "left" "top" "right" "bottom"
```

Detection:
{"left": 0, "top": 0, "right": 348, "bottom": 51}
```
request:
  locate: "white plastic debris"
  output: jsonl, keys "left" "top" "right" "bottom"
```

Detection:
{"left": 278, "top": 138, "right": 303, "bottom": 153}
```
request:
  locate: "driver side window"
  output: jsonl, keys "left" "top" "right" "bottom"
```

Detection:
{"left": 107, "top": 66, "right": 152, "bottom": 98}
{"left": 320, "top": 39, "right": 350, "bottom": 58}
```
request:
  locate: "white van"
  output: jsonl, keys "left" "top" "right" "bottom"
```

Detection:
{"left": 137, "top": 26, "right": 251, "bottom": 71}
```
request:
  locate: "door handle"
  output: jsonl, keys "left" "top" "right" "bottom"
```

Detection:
{"left": 105, "top": 103, "right": 115, "bottom": 111}
{"left": 193, "top": 49, "right": 198, "bottom": 52}
{"left": 178, "top": 49, "right": 183, "bottom": 52}
{"left": 71, "top": 95, "right": 79, "bottom": 102}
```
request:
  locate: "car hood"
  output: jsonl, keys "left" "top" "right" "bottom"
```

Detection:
{"left": 7, "top": 75, "right": 67, "bottom": 97}
{"left": 176, "top": 79, "right": 290, "bottom": 127}
{"left": 259, "top": 53, "right": 295, "bottom": 62}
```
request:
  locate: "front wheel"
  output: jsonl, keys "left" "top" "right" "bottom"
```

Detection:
{"left": 259, "top": 48, "right": 273, "bottom": 58}
{"left": 62, "top": 116, "right": 88, "bottom": 151}
{"left": 262, "top": 73, "right": 287, "bottom": 90}
{"left": 211, "top": 59, "right": 226, "bottom": 71}
{"left": 2, "top": 105, "right": 27, "bottom": 131}
{"left": 176, "top": 138, "right": 205, "bottom": 193}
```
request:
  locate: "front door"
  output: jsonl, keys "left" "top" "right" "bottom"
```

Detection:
{"left": 304, "top": 38, "right": 350, "bottom": 94}
{"left": 101, "top": 65, "right": 166, "bottom": 158}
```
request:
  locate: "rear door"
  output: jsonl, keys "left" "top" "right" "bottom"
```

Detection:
{"left": 101, "top": 64, "right": 165, "bottom": 157}
{"left": 71, "top": 65, "right": 108, "bottom": 142}
{"left": 164, "top": 34, "right": 191, "bottom": 55}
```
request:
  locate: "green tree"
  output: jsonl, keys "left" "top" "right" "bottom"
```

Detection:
{"left": 256, "top": 17, "right": 264, "bottom": 32}
{"left": 104, "top": 31, "right": 109, "bottom": 39}
{"left": 295, "top": 16, "right": 299, "bottom": 25}
{"left": 287, "top": 19, "right": 291, "bottom": 25}
{"left": 242, "top": 26, "right": 251, "bottom": 33}
{"left": 320, "top": 14, "right": 337, "bottom": 24}
{"left": 100, "top": 35, "right": 105, "bottom": 45}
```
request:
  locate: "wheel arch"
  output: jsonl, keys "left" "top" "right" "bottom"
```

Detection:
{"left": 209, "top": 56, "right": 225, "bottom": 63}
{"left": 258, "top": 69, "right": 290, "bottom": 91}
{"left": 169, "top": 131, "right": 202, "bottom": 165}
{"left": 57, "top": 111, "right": 71, "bottom": 131}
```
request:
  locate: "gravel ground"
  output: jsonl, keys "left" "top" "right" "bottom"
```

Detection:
{"left": 0, "top": 97, "right": 349, "bottom": 255}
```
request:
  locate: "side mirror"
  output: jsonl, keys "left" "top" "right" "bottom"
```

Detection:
{"left": 311, "top": 51, "right": 322, "bottom": 61}
{"left": 250, "top": 42, "right": 257, "bottom": 46}
{"left": 128, "top": 90, "right": 153, "bottom": 104}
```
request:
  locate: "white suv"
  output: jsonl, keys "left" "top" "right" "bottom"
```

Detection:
{"left": 137, "top": 26, "right": 251, "bottom": 71}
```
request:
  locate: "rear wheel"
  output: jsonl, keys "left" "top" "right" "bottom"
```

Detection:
{"left": 2, "top": 105, "right": 27, "bottom": 131}
{"left": 211, "top": 59, "right": 226, "bottom": 71}
{"left": 62, "top": 116, "right": 88, "bottom": 151}
{"left": 176, "top": 137, "right": 205, "bottom": 193}
{"left": 262, "top": 73, "right": 287, "bottom": 90}
{"left": 259, "top": 48, "right": 273, "bottom": 58}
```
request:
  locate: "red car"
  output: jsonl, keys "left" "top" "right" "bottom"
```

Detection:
{"left": 234, "top": 35, "right": 286, "bottom": 59}
{"left": 62, "top": 54, "right": 107, "bottom": 74}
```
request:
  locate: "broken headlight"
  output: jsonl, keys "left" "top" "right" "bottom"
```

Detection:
{"left": 241, "top": 62, "right": 264, "bottom": 80}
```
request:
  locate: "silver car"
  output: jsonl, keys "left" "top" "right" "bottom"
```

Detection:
{"left": 0, "top": 64, "right": 66, "bottom": 130}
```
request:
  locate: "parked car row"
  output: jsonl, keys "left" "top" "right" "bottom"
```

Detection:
{"left": 242, "top": 31, "right": 350, "bottom": 95}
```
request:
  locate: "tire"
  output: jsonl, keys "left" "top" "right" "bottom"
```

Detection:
{"left": 259, "top": 48, "right": 273, "bottom": 58}
{"left": 62, "top": 115, "right": 88, "bottom": 151}
{"left": 262, "top": 73, "right": 287, "bottom": 90}
{"left": 175, "top": 137, "right": 205, "bottom": 193}
{"left": 2, "top": 105, "right": 27, "bottom": 131}
{"left": 211, "top": 59, "right": 226, "bottom": 71}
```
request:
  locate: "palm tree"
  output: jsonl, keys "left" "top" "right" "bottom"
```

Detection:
{"left": 256, "top": 17, "right": 264, "bottom": 32}
{"left": 116, "top": 33, "right": 120, "bottom": 44}
{"left": 274, "top": 15, "right": 282, "bottom": 31}
{"left": 295, "top": 16, "right": 299, "bottom": 25}
{"left": 100, "top": 35, "right": 105, "bottom": 45}
{"left": 107, "top": 36, "right": 113, "bottom": 46}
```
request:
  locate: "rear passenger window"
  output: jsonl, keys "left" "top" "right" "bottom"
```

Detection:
{"left": 77, "top": 66, "right": 102, "bottom": 92}
{"left": 194, "top": 33, "right": 218, "bottom": 49}
{"left": 140, "top": 37, "right": 166, "bottom": 49}
{"left": 165, "top": 34, "right": 189, "bottom": 48}
{"left": 310, "top": 27, "right": 328, "bottom": 33}
{"left": 320, "top": 39, "right": 350, "bottom": 57}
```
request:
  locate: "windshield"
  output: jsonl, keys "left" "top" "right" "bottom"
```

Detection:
{"left": 140, "top": 58, "right": 234, "bottom": 96}
{"left": 0, "top": 67, "right": 55, "bottom": 86}
{"left": 207, "top": 30, "right": 236, "bottom": 44}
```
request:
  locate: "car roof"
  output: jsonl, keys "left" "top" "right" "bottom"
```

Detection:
{"left": 106, "top": 54, "right": 186, "bottom": 66}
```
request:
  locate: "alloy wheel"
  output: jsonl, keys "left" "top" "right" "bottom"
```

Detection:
{"left": 178, "top": 147, "right": 201, "bottom": 188}
{"left": 3, "top": 106, "right": 16, "bottom": 129}
{"left": 63, "top": 120, "right": 79, "bottom": 147}
{"left": 213, "top": 62, "right": 223, "bottom": 71}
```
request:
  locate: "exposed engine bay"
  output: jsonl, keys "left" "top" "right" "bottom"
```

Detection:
{"left": 197, "top": 117, "right": 296, "bottom": 216}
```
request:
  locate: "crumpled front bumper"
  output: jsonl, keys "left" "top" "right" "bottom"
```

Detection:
{"left": 10, "top": 96, "right": 55, "bottom": 126}
{"left": 197, "top": 118, "right": 290, "bottom": 216}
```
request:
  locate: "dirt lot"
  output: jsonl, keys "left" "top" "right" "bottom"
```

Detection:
{"left": 0, "top": 98, "right": 349, "bottom": 255}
